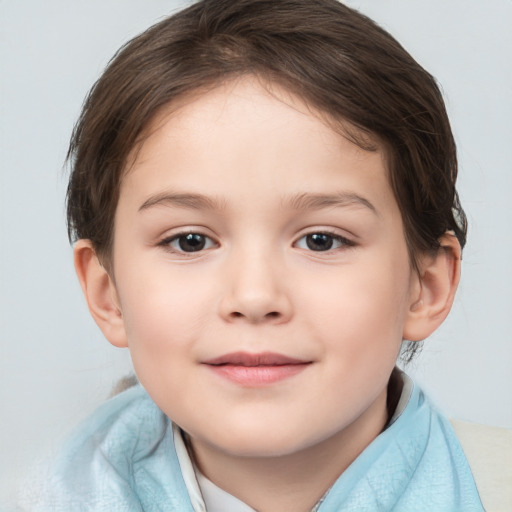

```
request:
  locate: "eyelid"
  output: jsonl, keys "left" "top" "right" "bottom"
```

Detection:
{"left": 293, "top": 229, "right": 356, "bottom": 251}
{"left": 155, "top": 226, "right": 355, "bottom": 255}
{"left": 157, "top": 228, "right": 219, "bottom": 254}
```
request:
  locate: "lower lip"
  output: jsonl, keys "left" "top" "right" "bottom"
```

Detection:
{"left": 206, "top": 364, "right": 309, "bottom": 386}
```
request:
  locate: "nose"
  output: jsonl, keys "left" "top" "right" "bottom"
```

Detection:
{"left": 218, "top": 248, "right": 293, "bottom": 324}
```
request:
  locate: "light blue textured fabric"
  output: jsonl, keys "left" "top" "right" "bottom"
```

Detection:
{"left": 317, "top": 383, "right": 484, "bottom": 511}
{"left": 32, "top": 382, "right": 483, "bottom": 511}
{"left": 33, "top": 386, "right": 194, "bottom": 512}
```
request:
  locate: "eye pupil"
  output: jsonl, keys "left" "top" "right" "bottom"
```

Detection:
{"left": 306, "top": 233, "right": 334, "bottom": 251}
{"left": 178, "top": 233, "right": 206, "bottom": 252}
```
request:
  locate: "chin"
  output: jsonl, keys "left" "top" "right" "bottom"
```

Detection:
{"left": 196, "top": 420, "right": 332, "bottom": 459}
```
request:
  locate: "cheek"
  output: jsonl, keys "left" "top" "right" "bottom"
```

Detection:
{"left": 116, "top": 265, "right": 214, "bottom": 355}
{"left": 116, "top": 276, "right": 207, "bottom": 402}
{"left": 298, "top": 254, "right": 412, "bottom": 353}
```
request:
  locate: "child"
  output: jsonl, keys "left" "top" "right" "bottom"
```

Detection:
{"left": 33, "top": 0, "right": 485, "bottom": 510}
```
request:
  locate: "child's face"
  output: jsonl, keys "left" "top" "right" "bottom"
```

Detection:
{"left": 110, "top": 77, "right": 419, "bottom": 458}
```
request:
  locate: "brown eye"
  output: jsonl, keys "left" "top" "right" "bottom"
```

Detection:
{"left": 164, "top": 232, "right": 215, "bottom": 253}
{"left": 305, "top": 233, "right": 334, "bottom": 251}
{"left": 178, "top": 233, "right": 206, "bottom": 252}
{"left": 295, "top": 232, "right": 353, "bottom": 252}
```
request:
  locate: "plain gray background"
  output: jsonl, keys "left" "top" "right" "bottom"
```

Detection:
{"left": 1, "top": 0, "right": 511, "bottom": 504}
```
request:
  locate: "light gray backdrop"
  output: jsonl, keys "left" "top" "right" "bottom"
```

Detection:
{"left": 1, "top": 0, "right": 511, "bottom": 504}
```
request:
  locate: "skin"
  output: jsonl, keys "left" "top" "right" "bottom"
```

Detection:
{"left": 75, "top": 77, "right": 461, "bottom": 512}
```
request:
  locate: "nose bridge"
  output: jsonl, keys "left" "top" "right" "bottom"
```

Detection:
{"left": 220, "top": 239, "right": 291, "bottom": 323}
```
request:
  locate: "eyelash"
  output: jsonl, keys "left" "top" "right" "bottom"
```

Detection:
{"left": 294, "top": 231, "right": 355, "bottom": 252}
{"left": 157, "top": 230, "right": 355, "bottom": 255}
{"left": 158, "top": 231, "right": 217, "bottom": 254}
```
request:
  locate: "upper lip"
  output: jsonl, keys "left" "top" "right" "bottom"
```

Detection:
{"left": 203, "top": 351, "right": 310, "bottom": 366}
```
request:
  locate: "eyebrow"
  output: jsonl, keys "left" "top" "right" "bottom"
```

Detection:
{"left": 138, "top": 190, "right": 378, "bottom": 216}
{"left": 286, "top": 192, "right": 378, "bottom": 216}
{"left": 138, "top": 192, "right": 226, "bottom": 212}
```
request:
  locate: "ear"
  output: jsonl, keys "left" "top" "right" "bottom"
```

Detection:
{"left": 73, "top": 239, "right": 129, "bottom": 348}
{"left": 403, "top": 233, "right": 461, "bottom": 342}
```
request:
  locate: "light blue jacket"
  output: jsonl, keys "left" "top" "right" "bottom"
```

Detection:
{"left": 30, "top": 381, "right": 484, "bottom": 511}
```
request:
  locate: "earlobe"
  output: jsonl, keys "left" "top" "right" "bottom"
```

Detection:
{"left": 73, "top": 240, "right": 129, "bottom": 348}
{"left": 403, "top": 233, "right": 461, "bottom": 342}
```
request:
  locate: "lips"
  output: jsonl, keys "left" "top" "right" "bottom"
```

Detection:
{"left": 202, "top": 351, "right": 311, "bottom": 386}
{"left": 203, "top": 351, "right": 308, "bottom": 367}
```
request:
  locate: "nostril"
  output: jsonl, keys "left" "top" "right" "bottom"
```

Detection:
{"left": 229, "top": 311, "right": 281, "bottom": 320}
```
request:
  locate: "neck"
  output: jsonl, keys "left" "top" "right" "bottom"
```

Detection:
{"left": 188, "top": 388, "right": 390, "bottom": 512}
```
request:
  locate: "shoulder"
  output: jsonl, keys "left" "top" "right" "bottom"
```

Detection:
{"left": 20, "top": 385, "right": 171, "bottom": 510}
{"left": 57, "top": 384, "right": 168, "bottom": 467}
{"left": 450, "top": 419, "right": 512, "bottom": 512}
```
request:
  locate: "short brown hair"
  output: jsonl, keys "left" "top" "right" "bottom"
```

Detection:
{"left": 67, "top": 0, "right": 466, "bottom": 275}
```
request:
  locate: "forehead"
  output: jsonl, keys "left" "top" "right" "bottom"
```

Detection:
{"left": 127, "top": 76, "right": 381, "bottom": 171}
{"left": 119, "top": 76, "right": 397, "bottom": 220}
